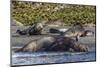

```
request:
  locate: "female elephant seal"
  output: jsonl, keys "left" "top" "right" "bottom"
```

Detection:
{"left": 66, "top": 22, "right": 94, "bottom": 37}
{"left": 16, "top": 36, "right": 88, "bottom": 52}
{"left": 16, "top": 23, "right": 43, "bottom": 35}
{"left": 16, "top": 37, "right": 55, "bottom": 52}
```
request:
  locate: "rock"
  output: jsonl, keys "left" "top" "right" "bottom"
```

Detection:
{"left": 47, "top": 36, "right": 88, "bottom": 52}
{"left": 11, "top": 19, "right": 24, "bottom": 26}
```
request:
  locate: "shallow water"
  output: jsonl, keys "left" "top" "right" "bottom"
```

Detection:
{"left": 12, "top": 51, "right": 96, "bottom": 66}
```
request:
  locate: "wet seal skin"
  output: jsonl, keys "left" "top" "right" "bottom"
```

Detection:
{"left": 15, "top": 36, "right": 88, "bottom": 52}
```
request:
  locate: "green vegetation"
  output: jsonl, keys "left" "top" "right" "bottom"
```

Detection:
{"left": 12, "top": 1, "right": 96, "bottom": 26}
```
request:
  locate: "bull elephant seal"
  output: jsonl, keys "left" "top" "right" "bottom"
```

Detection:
{"left": 46, "top": 36, "right": 88, "bottom": 52}
{"left": 15, "top": 36, "right": 88, "bottom": 52}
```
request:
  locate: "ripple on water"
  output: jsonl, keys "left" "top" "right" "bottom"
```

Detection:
{"left": 12, "top": 51, "right": 96, "bottom": 66}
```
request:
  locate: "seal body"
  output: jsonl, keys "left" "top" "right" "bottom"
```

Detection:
{"left": 47, "top": 36, "right": 88, "bottom": 52}
{"left": 16, "top": 23, "right": 43, "bottom": 35}
{"left": 16, "top": 37, "right": 55, "bottom": 52}
{"left": 16, "top": 36, "right": 88, "bottom": 52}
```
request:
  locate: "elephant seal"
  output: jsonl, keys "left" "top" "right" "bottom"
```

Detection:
{"left": 15, "top": 36, "right": 88, "bottom": 52}
{"left": 49, "top": 28, "right": 60, "bottom": 33}
{"left": 16, "top": 23, "right": 43, "bottom": 35}
{"left": 46, "top": 36, "right": 88, "bottom": 52}
{"left": 66, "top": 22, "right": 94, "bottom": 38}
{"left": 16, "top": 29, "right": 27, "bottom": 35}
{"left": 16, "top": 37, "right": 55, "bottom": 52}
